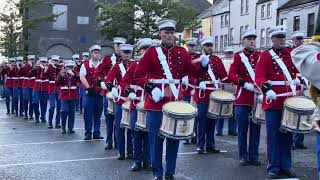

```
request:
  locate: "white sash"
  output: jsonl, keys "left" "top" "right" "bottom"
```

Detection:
{"left": 118, "top": 63, "right": 126, "bottom": 77}
{"left": 111, "top": 54, "right": 116, "bottom": 67}
{"left": 155, "top": 47, "right": 179, "bottom": 100}
{"left": 239, "top": 52, "right": 255, "bottom": 81}
{"left": 269, "top": 49, "right": 296, "bottom": 96}
{"left": 207, "top": 64, "right": 219, "bottom": 89}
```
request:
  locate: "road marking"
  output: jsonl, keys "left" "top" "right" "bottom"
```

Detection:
{"left": 0, "top": 126, "right": 105, "bottom": 134}
{"left": 0, "top": 119, "right": 85, "bottom": 124}
{"left": 0, "top": 139, "right": 105, "bottom": 147}
{"left": 0, "top": 151, "right": 206, "bottom": 167}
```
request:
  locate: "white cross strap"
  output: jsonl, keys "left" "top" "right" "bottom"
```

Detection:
{"left": 118, "top": 63, "right": 126, "bottom": 77}
{"left": 239, "top": 52, "right": 255, "bottom": 81}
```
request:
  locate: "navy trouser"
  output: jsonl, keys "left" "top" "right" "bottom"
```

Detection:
{"left": 61, "top": 100, "right": 76, "bottom": 130}
{"left": 4, "top": 87, "right": 12, "bottom": 113}
{"left": 48, "top": 90, "right": 61, "bottom": 126}
{"left": 23, "top": 87, "right": 33, "bottom": 117}
{"left": 147, "top": 111, "right": 179, "bottom": 177}
{"left": 104, "top": 97, "right": 116, "bottom": 145}
{"left": 235, "top": 105, "right": 261, "bottom": 160}
{"left": 316, "top": 132, "right": 320, "bottom": 176}
{"left": 114, "top": 104, "right": 132, "bottom": 155}
{"left": 197, "top": 103, "right": 217, "bottom": 149}
{"left": 265, "top": 109, "right": 292, "bottom": 173}
{"left": 32, "top": 91, "right": 48, "bottom": 120}
{"left": 83, "top": 94, "right": 103, "bottom": 136}
{"left": 13, "top": 87, "right": 23, "bottom": 115}
{"left": 293, "top": 133, "right": 304, "bottom": 146}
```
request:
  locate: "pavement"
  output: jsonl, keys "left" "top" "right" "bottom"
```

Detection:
{"left": 0, "top": 101, "right": 317, "bottom": 180}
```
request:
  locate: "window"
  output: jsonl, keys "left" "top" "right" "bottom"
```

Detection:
{"left": 241, "top": 0, "right": 249, "bottom": 14}
{"left": 245, "top": 25, "right": 249, "bottom": 30}
{"left": 241, "top": 0, "right": 244, "bottom": 15}
{"left": 215, "top": 36, "right": 219, "bottom": 51}
{"left": 261, "top": 5, "right": 265, "bottom": 19}
{"left": 240, "top": 26, "right": 244, "bottom": 40}
{"left": 225, "top": 14, "right": 229, "bottom": 27}
{"left": 307, "top": 13, "right": 315, "bottom": 37}
{"left": 280, "top": 18, "right": 287, "bottom": 28}
{"left": 266, "top": 28, "right": 270, "bottom": 46}
{"left": 230, "top": 28, "right": 234, "bottom": 44}
{"left": 220, "top": 35, "right": 224, "bottom": 51}
{"left": 267, "top": 3, "right": 272, "bottom": 18}
{"left": 52, "top": 4, "right": 68, "bottom": 30}
{"left": 245, "top": 0, "right": 249, "bottom": 14}
{"left": 260, "top": 29, "right": 266, "bottom": 47}
{"left": 221, "top": 15, "right": 224, "bottom": 27}
{"left": 224, "top": 35, "right": 228, "bottom": 47}
{"left": 293, "top": 16, "right": 300, "bottom": 31}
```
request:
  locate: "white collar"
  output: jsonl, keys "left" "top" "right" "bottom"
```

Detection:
{"left": 89, "top": 59, "right": 101, "bottom": 68}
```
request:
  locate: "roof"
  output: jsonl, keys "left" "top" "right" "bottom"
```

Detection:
{"left": 257, "top": 0, "right": 272, "bottom": 4}
{"left": 186, "top": 0, "right": 212, "bottom": 15}
{"left": 278, "top": 0, "right": 319, "bottom": 10}
{"left": 197, "top": 0, "right": 229, "bottom": 19}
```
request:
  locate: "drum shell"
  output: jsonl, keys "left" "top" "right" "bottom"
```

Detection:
{"left": 135, "top": 101, "right": 148, "bottom": 132}
{"left": 190, "top": 90, "right": 196, "bottom": 107}
{"left": 107, "top": 93, "right": 115, "bottom": 115}
{"left": 253, "top": 95, "right": 265, "bottom": 124}
{"left": 207, "top": 98, "right": 233, "bottom": 119}
{"left": 120, "top": 102, "right": 131, "bottom": 129}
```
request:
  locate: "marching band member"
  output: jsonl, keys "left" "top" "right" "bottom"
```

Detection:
{"left": 2, "top": 58, "right": 16, "bottom": 114}
{"left": 32, "top": 57, "right": 50, "bottom": 123}
{"left": 56, "top": 60, "right": 80, "bottom": 134}
{"left": 22, "top": 55, "right": 35, "bottom": 119}
{"left": 228, "top": 29, "right": 261, "bottom": 166}
{"left": 12, "top": 56, "right": 24, "bottom": 116}
{"left": 73, "top": 54, "right": 82, "bottom": 113}
{"left": 77, "top": 52, "right": 89, "bottom": 113}
{"left": 79, "top": 45, "right": 104, "bottom": 140}
{"left": 47, "top": 55, "right": 62, "bottom": 129}
{"left": 133, "top": 20, "right": 196, "bottom": 180}
{"left": 255, "top": 26, "right": 299, "bottom": 178}
{"left": 82, "top": 52, "right": 89, "bottom": 62}
{"left": 216, "top": 47, "right": 238, "bottom": 137}
{"left": 120, "top": 38, "right": 152, "bottom": 171}
{"left": 195, "top": 36, "right": 228, "bottom": 154}
{"left": 95, "top": 37, "right": 126, "bottom": 150}
{"left": 103, "top": 43, "right": 134, "bottom": 160}
{"left": 290, "top": 31, "right": 308, "bottom": 150}
{"left": 182, "top": 37, "right": 200, "bottom": 145}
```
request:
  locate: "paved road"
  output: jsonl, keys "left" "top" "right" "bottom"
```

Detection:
{"left": 0, "top": 101, "right": 317, "bottom": 180}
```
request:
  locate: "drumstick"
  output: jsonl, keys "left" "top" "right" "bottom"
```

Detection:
{"left": 302, "top": 121, "right": 312, "bottom": 128}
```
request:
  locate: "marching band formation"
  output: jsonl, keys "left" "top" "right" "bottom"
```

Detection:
{"left": 1, "top": 18, "right": 320, "bottom": 180}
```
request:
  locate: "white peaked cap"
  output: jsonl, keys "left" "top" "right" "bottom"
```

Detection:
{"left": 200, "top": 36, "right": 214, "bottom": 46}
{"left": 119, "top": 44, "right": 134, "bottom": 51}
{"left": 89, "top": 45, "right": 101, "bottom": 52}
{"left": 137, "top": 38, "right": 153, "bottom": 49}
{"left": 113, "top": 37, "right": 127, "bottom": 44}
{"left": 269, "top": 25, "right": 287, "bottom": 37}
{"left": 159, "top": 19, "right": 176, "bottom": 30}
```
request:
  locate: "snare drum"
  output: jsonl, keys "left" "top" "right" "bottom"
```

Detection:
{"left": 207, "top": 90, "right": 233, "bottom": 119}
{"left": 160, "top": 101, "right": 197, "bottom": 140}
{"left": 106, "top": 92, "right": 115, "bottom": 115}
{"left": 120, "top": 101, "right": 131, "bottom": 129}
{"left": 281, "top": 96, "right": 316, "bottom": 134}
{"left": 136, "top": 101, "right": 147, "bottom": 131}
{"left": 253, "top": 94, "right": 265, "bottom": 124}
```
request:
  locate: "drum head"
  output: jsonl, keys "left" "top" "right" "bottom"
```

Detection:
{"left": 284, "top": 96, "right": 316, "bottom": 111}
{"left": 162, "top": 101, "right": 197, "bottom": 117}
{"left": 210, "top": 90, "right": 233, "bottom": 102}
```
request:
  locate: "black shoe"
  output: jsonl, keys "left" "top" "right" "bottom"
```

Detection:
{"left": 24, "top": 116, "right": 28, "bottom": 120}
{"left": 35, "top": 119, "right": 40, "bottom": 123}
{"left": 154, "top": 177, "right": 163, "bottom": 180}
{"left": 164, "top": 175, "right": 174, "bottom": 180}
{"left": 183, "top": 139, "right": 190, "bottom": 145}
{"left": 127, "top": 153, "right": 134, "bottom": 159}
{"left": 6, "top": 112, "right": 10, "bottom": 115}
{"left": 206, "top": 147, "right": 220, "bottom": 154}
{"left": 191, "top": 137, "right": 197, "bottom": 144}
{"left": 117, "top": 154, "right": 125, "bottom": 160}
{"left": 11, "top": 111, "right": 15, "bottom": 114}
{"left": 294, "top": 144, "right": 307, "bottom": 149}
{"left": 249, "top": 159, "right": 261, "bottom": 166}
{"left": 55, "top": 125, "right": 61, "bottom": 129}
{"left": 197, "top": 147, "right": 205, "bottom": 154}
{"left": 292, "top": 145, "right": 297, "bottom": 150}
{"left": 83, "top": 135, "right": 92, "bottom": 140}
{"left": 92, "top": 135, "right": 104, "bottom": 140}
{"left": 216, "top": 132, "right": 223, "bottom": 136}
{"left": 80, "top": 111, "right": 83, "bottom": 114}
{"left": 280, "top": 170, "right": 297, "bottom": 178}
{"left": 29, "top": 116, "right": 33, "bottom": 120}
{"left": 143, "top": 163, "right": 152, "bottom": 171}
{"left": 239, "top": 159, "right": 249, "bottom": 166}
{"left": 104, "top": 143, "right": 113, "bottom": 150}
{"left": 47, "top": 125, "right": 53, "bottom": 129}
{"left": 61, "top": 129, "right": 67, "bottom": 134}
{"left": 68, "top": 129, "right": 75, "bottom": 134}
{"left": 267, "top": 171, "right": 282, "bottom": 179}
{"left": 131, "top": 163, "right": 142, "bottom": 171}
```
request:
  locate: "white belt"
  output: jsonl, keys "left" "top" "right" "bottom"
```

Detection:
{"left": 203, "top": 80, "right": 221, "bottom": 85}
{"left": 268, "top": 80, "right": 297, "bottom": 86}
{"left": 130, "top": 85, "right": 144, "bottom": 91}
{"left": 61, "top": 86, "right": 77, "bottom": 90}
{"left": 23, "top": 77, "right": 30, "bottom": 80}
{"left": 30, "top": 77, "right": 35, "bottom": 80}
{"left": 7, "top": 77, "right": 12, "bottom": 79}
{"left": 12, "top": 77, "right": 19, "bottom": 80}
{"left": 49, "top": 81, "right": 55, "bottom": 83}
{"left": 35, "top": 79, "right": 49, "bottom": 82}
{"left": 150, "top": 79, "right": 180, "bottom": 84}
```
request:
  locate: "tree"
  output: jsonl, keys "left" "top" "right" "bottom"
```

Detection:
{"left": 97, "top": 0, "right": 197, "bottom": 43}
{"left": 0, "top": 0, "right": 60, "bottom": 57}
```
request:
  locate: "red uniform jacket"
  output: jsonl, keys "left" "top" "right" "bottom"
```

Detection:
{"left": 56, "top": 70, "right": 80, "bottom": 100}
{"left": 193, "top": 55, "right": 228, "bottom": 104}
{"left": 94, "top": 54, "right": 120, "bottom": 96}
{"left": 133, "top": 45, "right": 195, "bottom": 111}
{"left": 2, "top": 66, "right": 13, "bottom": 88}
{"left": 74, "top": 63, "right": 82, "bottom": 86}
{"left": 47, "top": 64, "right": 62, "bottom": 94}
{"left": 255, "top": 47, "right": 299, "bottom": 110}
{"left": 228, "top": 50, "right": 260, "bottom": 106}
{"left": 83, "top": 60, "right": 102, "bottom": 93}
{"left": 10, "top": 65, "right": 19, "bottom": 88}
{"left": 17, "top": 65, "right": 24, "bottom": 88}
{"left": 33, "top": 66, "right": 50, "bottom": 92}
{"left": 180, "top": 53, "right": 201, "bottom": 98}
{"left": 22, "top": 63, "right": 32, "bottom": 88}
{"left": 105, "top": 59, "right": 132, "bottom": 105}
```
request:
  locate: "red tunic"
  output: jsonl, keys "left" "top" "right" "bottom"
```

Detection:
{"left": 83, "top": 61, "right": 102, "bottom": 92}
{"left": 255, "top": 47, "right": 299, "bottom": 110}
{"left": 56, "top": 70, "right": 80, "bottom": 100}
{"left": 228, "top": 50, "right": 261, "bottom": 106}
{"left": 11, "top": 65, "right": 19, "bottom": 88}
{"left": 133, "top": 45, "right": 196, "bottom": 111}
{"left": 193, "top": 55, "right": 228, "bottom": 104}
{"left": 2, "top": 66, "right": 13, "bottom": 88}
{"left": 47, "top": 64, "right": 62, "bottom": 94}
{"left": 33, "top": 66, "right": 50, "bottom": 92}
{"left": 22, "top": 63, "right": 32, "bottom": 88}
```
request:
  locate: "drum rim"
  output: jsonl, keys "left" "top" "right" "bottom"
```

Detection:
{"left": 209, "top": 90, "right": 234, "bottom": 102}
{"left": 159, "top": 129, "right": 193, "bottom": 140}
{"left": 207, "top": 113, "right": 233, "bottom": 119}
{"left": 162, "top": 101, "right": 197, "bottom": 117}
{"left": 284, "top": 96, "right": 316, "bottom": 111}
{"left": 280, "top": 125, "right": 312, "bottom": 134}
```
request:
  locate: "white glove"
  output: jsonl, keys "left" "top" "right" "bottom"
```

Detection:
{"left": 243, "top": 82, "right": 254, "bottom": 91}
{"left": 181, "top": 76, "right": 189, "bottom": 86}
{"left": 151, "top": 87, "right": 163, "bottom": 103}
{"left": 128, "top": 92, "right": 137, "bottom": 100}
{"left": 266, "top": 90, "right": 277, "bottom": 101}
{"left": 100, "top": 82, "right": 108, "bottom": 90}
{"left": 293, "top": 78, "right": 301, "bottom": 85}
{"left": 199, "top": 81, "right": 206, "bottom": 90}
{"left": 200, "top": 55, "right": 209, "bottom": 67}
{"left": 111, "top": 87, "right": 118, "bottom": 98}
